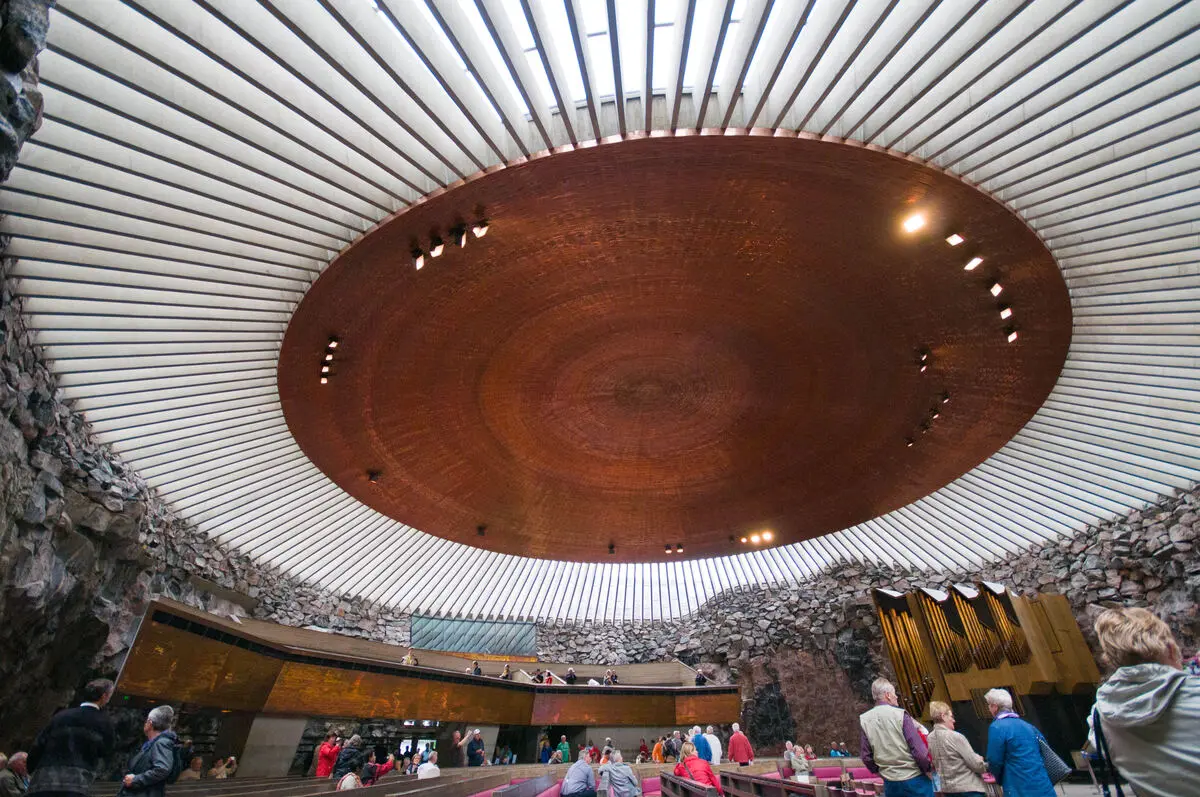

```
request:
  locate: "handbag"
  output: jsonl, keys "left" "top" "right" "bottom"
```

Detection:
{"left": 1037, "top": 735, "right": 1072, "bottom": 784}
{"left": 1091, "top": 709, "right": 1126, "bottom": 797}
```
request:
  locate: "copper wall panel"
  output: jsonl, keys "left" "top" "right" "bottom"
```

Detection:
{"left": 531, "top": 692, "right": 676, "bottom": 726}
{"left": 262, "top": 663, "right": 535, "bottom": 723}
{"left": 118, "top": 622, "right": 281, "bottom": 712}
{"left": 674, "top": 692, "right": 741, "bottom": 725}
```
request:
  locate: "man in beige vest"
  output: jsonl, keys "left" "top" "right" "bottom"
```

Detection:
{"left": 858, "top": 679, "right": 933, "bottom": 797}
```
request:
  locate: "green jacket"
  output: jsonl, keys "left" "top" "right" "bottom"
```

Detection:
{"left": 556, "top": 742, "right": 571, "bottom": 763}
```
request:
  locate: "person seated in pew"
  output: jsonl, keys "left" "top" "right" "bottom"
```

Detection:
{"left": 416, "top": 752, "right": 440, "bottom": 780}
{"left": 500, "top": 664, "right": 513, "bottom": 680}
{"left": 472, "top": 661, "right": 483, "bottom": 676}
{"left": 561, "top": 748, "right": 596, "bottom": 797}
{"left": 837, "top": 742, "right": 851, "bottom": 757}
{"left": 598, "top": 750, "right": 641, "bottom": 797}
{"left": 208, "top": 757, "right": 236, "bottom": 779}
{"left": 405, "top": 752, "right": 422, "bottom": 775}
{"left": 401, "top": 649, "right": 418, "bottom": 667}
{"left": 673, "top": 743, "right": 723, "bottom": 796}
{"left": 803, "top": 745, "right": 817, "bottom": 761}
{"left": 638, "top": 739, "right": 650, "bottom": 762}
{"left": 336, "top": 759, "right": 365, "bottom": 791}
{"left": 177, "top": 757, "right": 204, "bottom": 781}
{"left": 548, "top": 750, "right": 563, "bottom": 765}
{"left": 361, "top": 751, "right": 394, "bottom": 786}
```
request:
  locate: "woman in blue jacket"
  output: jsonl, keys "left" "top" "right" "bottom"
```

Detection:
{"left": 984, "top": 689, "right": 1056, "bottom": 797}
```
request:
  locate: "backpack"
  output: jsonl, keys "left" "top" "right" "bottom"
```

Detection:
{"left": 165, "top": 741, "right": 186, "bottom": 784}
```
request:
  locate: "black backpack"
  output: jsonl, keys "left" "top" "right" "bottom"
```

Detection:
{"left": 165, "top": 741, "right": 187, "bottom": 784}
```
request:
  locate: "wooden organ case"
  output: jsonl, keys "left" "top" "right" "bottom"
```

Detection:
{"left": 873, "top": 583, "right": 1100, "bottom": 722}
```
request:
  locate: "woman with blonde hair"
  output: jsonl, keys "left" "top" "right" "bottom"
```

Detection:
{"left": 926, "top": 701, "right": 987, "bottom": 797}
{"left": 1091, "top": 607, "right": 1200, "bottom": 797}
{"left": 672, "top": 743, "right": 722, "bottom": 795}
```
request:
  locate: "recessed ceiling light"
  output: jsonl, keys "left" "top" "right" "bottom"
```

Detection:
{"left": 453, "top": 226, "right": 468, "bottom": 248}
{"left": 676, "top": 543, "right": 683, "bottom": 553}
{"left": 412, "top": 249, "right": 425, "bottom": 270}
{"left": 905, "top": 438, "right": 915, "bottom": 447}
{"left": 429, "top": 237, "right": 444, "bottom": 257}
{"left": 946, "top": 234, "right": 964, "bottom": 246}
{"left": 320, "top": 377, "right": 328, "bottom": 385}
{"left": 941, "top": 392, "right": 950, "bottom": 404}
{"left": 472, "top": 221, "right": 489, "bottom": 238}
{"left": 920, "top": 364, "right": 928, "bottom": 373}
{"left": 964, "top": 257, "right": 983, "bottom": 271}
{"left": 740, "top": 537, "right": 748, "bottom": 544}
{"left": 750, "top": 534, "right": 761, "bottom": 544}
{"left": 762, "top": 530, "right": 773, "bottom": 542}
{"left": 665, "top": 544, "right": 672, "bottom": 553}
{"left": 328, "top": 337, "right": 339, "bottom": 349}
{"left": 321, "top": 365, "right": 330, "bottom": 373}
{"left": 932, "top": 409, "right": 940, "bottom": 420}
{"left": 1000, "top": 305, "right": 1013, "bottom": 319}
{"left": 902, "top": 212, "right": 926, "bottom": 233}
{"left": 324, "top": 352, "right": 333, "bottom": 361}
{"left": 990, "top": 283, "right": 1003, "bottom": 296}
{"left": 1007, "top": 329, "right": 1019, "bottom": 343}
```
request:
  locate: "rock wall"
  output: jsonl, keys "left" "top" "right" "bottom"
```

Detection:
{"left": 0, "top": 0, "right": 52, "bottom": 180}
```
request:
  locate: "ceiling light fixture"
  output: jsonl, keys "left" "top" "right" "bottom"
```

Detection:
{"left": 472, "top": 220, "right": 489, "bottom": 238}
{"left": 740, "top": 537, "right": 748, "bottom": 544}
{"left": 450, "top": 225, "right": 468, "bottom": 248}
{"left": 762, "top": 531, "right": 773, "bottom": 542}
{"left": 964, "top": 257, "right": 983, "bottom": 271}
{"left": 946, "top": 234, "right": 964, "bottom": 246}
{"left": 429, "top": 237, "right": 444, "bottom": 257}
{"left": 750, "top": 534, "right": 761, "bottom": 544}
{"left": 1007, "top": 328, "right": 1019, "bottom": 343}
{"left": 905, "top": 437, "right": 915, "bottom": 448}
{"left": 990, "top": 283, "right": 1003, "bottom": 296}
{"left": 902, "top": 212, "right": 926, "bottom": 233}
{"left": 665, "top": 544, "right": 673, "bottom": 553}
{"left": 676, "top": 543, "right": 683, "bottom": 553}
{"left": 324, "top": 352, "right": 333, "bottom": 361}
{"left": 941, "top": 391, "right": 950, "bottom": 404}
{"left": 321, "top": 365, "right": 330, "bottom": 373}
{"left": 1000, "top": 305, "right": 1013, "bottom": 320}
{"left": 328, "top": 337, "right": 339, "bottom": 349}
{"left": 931, "top": 408, "right": 941, "bottom": 420}
{"left": 412, "top": 248, "right": 425, "bottom": 270}
{"left": 320, "top": 377, "right": 328, "bottom": 385}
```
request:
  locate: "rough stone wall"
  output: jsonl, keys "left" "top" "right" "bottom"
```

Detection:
{"left": 0, "top": 0, "right": 52, "bottom": 180}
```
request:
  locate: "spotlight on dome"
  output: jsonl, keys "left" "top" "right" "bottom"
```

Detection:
{"left": 941, "top": 391, "right": 950, "bottom": 404}
{"left": 750, "top": 534, "right": 761, "bottom": 544}
{"left": 946, "top": 234, "right": 964, "bottom": 246}
{"left": 676, "top": 543, "right": 683, "bottom": 553}
{"left": 429, "top": 237, "right": 444, "bottom": 257}
{"left": 902, "top": 212, "right": 926, "bottom": 233}
{"left": 321, "top": 365, "right": 330, "bottom": 373}
{"left": 762, "top": 530, "right": 774, "bottom": 542}
{"left": 990, "top": 282, "right": 1003, "bottom": 296}
{"left": 328, "top": 337, "right": 339, "bottom": 349}
{"left": 412, "top": 248, "right": 425, "bottom": 270}
{"left": 320, "top": 376, "right": 328, "bottom": 385}
{"left": 999, "top": 305, "right": 1013, "bottom": 320}
{"left": 477, "top": 524, "right": 487, "bottom": 537}
{"left": 1007, "top": 328, "right": 1019, "bottom": 343}
{"left": 963, "top": 257, "right": 982, "bottom": 271}
{"left": 665, "top": 544, "right": 673, "bottom": 553}
{"left": 324, "top": 352, "right": 334, "bottom": 361}
{"left": 905, "top": 437, "right": 915, "bottom": 448}
{"left": 740, "top": 537, "right": 748, "bottom": 544}
{"left": 472, "top": 220, "right": 489, "bottom": 238}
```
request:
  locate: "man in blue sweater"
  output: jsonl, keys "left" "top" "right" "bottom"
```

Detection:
{"left": 984, "top": 689, "right": 1056, "bottom": 797}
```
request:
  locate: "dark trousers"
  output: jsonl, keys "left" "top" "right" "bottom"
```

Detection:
{"left": 563, "top": 790, "right": 597, "bottom": 797}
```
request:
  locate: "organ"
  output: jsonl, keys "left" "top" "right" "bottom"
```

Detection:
{"left": 873, "top": 584, "right": 1100, "bottom": 722}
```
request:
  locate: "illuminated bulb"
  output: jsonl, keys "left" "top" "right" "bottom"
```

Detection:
{"left": 665, "top": 544, "right": 672, "bottom": 554}
{"left": 762, "top": 531, "right": 773, "bottom": 542}
{"left": 920, "top": 364, "right": 928, "bottom": 373}
{"left": 328, "top": 337, "right": 339, "bottom": 349}
{"left": 1000, "top": 306, "right": 1013, "bottom": 320}
{"left": 946, "top": 234, "right": 964, "bottom": 246}
{"left": 321, "top": 365, "right": 330, "bottom": 373}
{"left": 1007, "top": 329, "right": 1019, "bottom": 343}
{"left": 740, "top": 537, "right": 748, "bottom": 544}
{"left": 941, "top": 392, "right": 950, "bottom": 404}
{"left": 455, "top": 227, "right": 468, "bottom": 248}
{"left": 990, "top": 283, "right": 1003, "bottom": 296}
{"left": 472, "top": 222, "right": 489, "bottom": 238}
{"left": 320, "top": 377, "right": 328, "bottom": 385}
{"left": 750, "top": 534, "right": 761, "bottom": 544}
{"left": 920, "top": 352, "right": 929, "bottom": 362}
{"left": 905, "top": 438, "right": 915, "bottom": 448}
{"left": 676, "top": 544, "right": 683, "bottom": 553}
{"left": 324, "top": 353, "right": 334, "bottom": 362}
{"left": 902, "top": 213, "right": 926, "bottom": 233}
{"left": 932, "top": 410, "right": 941, "bottom": 420}
{"left": 429, "top": 238, "right": 444, "bottom": 257}
{"left": 963, "top": 257, "right": 982, "bottom": 271}
{"left": 412, "top": 249, "right": 425, "bottom": 270}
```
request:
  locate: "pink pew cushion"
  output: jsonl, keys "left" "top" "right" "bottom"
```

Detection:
{"left": 535, "top": 782, "right": 562, "bottom": 797}
{"left": 847, "top": 768, "right": 873, "bottom": 780}
{"left": 761, "top": 772, "right": 782, "bottom": 780}
{"left": 812, "top": 767, "right": 843, "bottom": 780}
{"left": 641, "top": 776, "right": 660, "bottom": 794}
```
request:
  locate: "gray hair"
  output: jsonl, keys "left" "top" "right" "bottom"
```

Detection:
{"left": 705, "top": 726, "right": 714, "bottom": 734}
{"left": 610, "top": 749, "right": 623, "bottom": 763}
{"left": 347, "top": 735, "right": 362, "bottom": 748}
{"left": 984, "top": 688, "right": 1013, "bottom": 711}
{"left": 147, "top": 705, "right": 175, "bottom": 731}
{"left": 691, "top": 726, "right": 702, "bottom": 736}
{"left": 731, "top": 723, "right": 740, "bottom": 733}
{"left": 870, "top": 678, "right": 897, "bottom": 701}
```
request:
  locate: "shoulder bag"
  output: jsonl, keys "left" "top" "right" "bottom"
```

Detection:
{"left": 1091, "top": 709, "right": 1126, "bottom": 797}
{"left": 1036, "top": 734, "right": 1072, "bottom": 785}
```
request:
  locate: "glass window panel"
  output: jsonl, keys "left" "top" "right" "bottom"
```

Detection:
{"left": 587, "top": 32, "right": 617, "bottom": 98}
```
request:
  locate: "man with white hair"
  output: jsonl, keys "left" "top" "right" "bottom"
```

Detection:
{"left": 726, "top": 723, "right": 753, "bottom": 766}
{"left": 703, "top": 726, "right": 721, "bottom": 765}
{"left": 689, "top": 727, "right": 712, "bottom": 764}
{"left": 858, "top": 679, "right": 932, "bottom": 797}
{"left": 416, "top": 752, "right": 440, "bottom": 780}
{"left": 983, "top": 689, "right": 1056, "bottom": 797}
{"left": 118, "top": 706, "right": 179, "bottom": 797}
{"left": 598, "top": 750, "right": 640, "bottom": 797}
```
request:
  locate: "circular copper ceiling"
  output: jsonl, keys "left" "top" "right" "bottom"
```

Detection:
{"left": 279, "top": 135, "right": 1071, "bottom": 562}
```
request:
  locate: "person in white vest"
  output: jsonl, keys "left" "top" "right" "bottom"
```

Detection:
{"left": 703, "top": 726, "right": 722, "bottom": 765}
{"left": 858, "top": 679, "right": 934, "bottom": 797}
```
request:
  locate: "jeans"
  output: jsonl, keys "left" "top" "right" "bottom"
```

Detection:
{"left": 563, "top": 790, "right": 596, "bottom": 797}
{"left": 883, "top": 775, "right": 934, "bottom": 797}
{"left": 944, "top": 792, "right": 986, "bottom": 797}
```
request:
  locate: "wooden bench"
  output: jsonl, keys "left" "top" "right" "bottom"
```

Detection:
{"left": 660, "top": 773, "right": 718, "bottom": 797}
{"left": 718, "top": 769, "right": 823, "bottom": 797}
{"left": 491, "top": 773, "right": 556, "bottom": 797}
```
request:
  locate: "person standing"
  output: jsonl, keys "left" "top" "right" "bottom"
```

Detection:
{"left": 858, "top": 679, "right": 933, "bottom": 797}
{"left": 1090, "top": 607, "right": 1200, "bottom": 797}
{"left": 983, "top": 689, "right": 1056, "bottom": 797}
{"left": 117, "top": 706, "right": 179, "bottom": 797}
{"left": 0, "top": 753, "right": 29, "bottom": 797}
{"left": 466, "top": 730, "right": 486, "bottom": 767}
{"left": 416, "top": 752, "right": 440, "bottom": 780}
{"left": 560, "top": 749, "right": 596, "bottom": 797}
{"left": 332, "top": 736, "right": 364, "bottom": 781}
{"left": 689, "top": 727, "right": 712, "bottom": 764}
{"left": 673, "top": 743, "right": 723, "bottom": 796}
{"left": 703, "top": 726, "right": 722, "bottom": 765}
{"left": 926, "top": 702, "right": 987, "bottom": 797}
{"left": 556, "top": 735, "right": 572, "bottom": 764}
{"left": 316, "top": 734, "right": 341, "bottom": 778}
{"left": 726, "top": 724, "right": 754, "bottom": 767}
{"left": 27, "top": 679, "right": 116, "bottom": 797}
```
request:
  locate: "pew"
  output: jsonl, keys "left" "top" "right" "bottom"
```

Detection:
{"left": 660, "top": 773, "right": 718, "bottom": 797}
{"left": 718, "top": 768, "right": 824, "bottom": 797}
{"left": 491, "top": 773, "right": 556, "bottom": 797}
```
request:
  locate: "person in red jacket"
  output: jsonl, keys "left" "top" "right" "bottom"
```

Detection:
{"left": 316, "top": 733, "right": 342, "bottom": 778}
{"left": 674, "top": 743, "right": 724, "bottom": 795}
{"left": 727, "top": 723, "right": 754, "bottom": 766}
